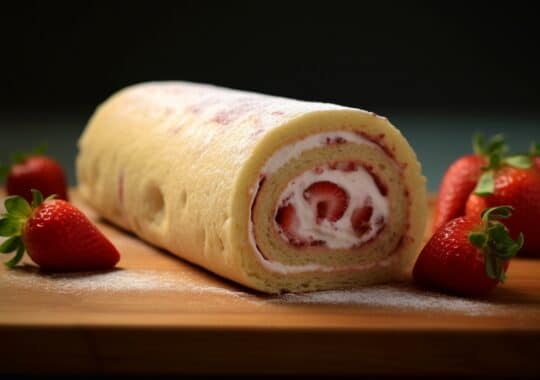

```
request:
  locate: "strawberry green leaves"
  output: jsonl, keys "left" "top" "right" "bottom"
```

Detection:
{"left": 0, "top": 189, "right": 49, "bottom": 268}
{"left": 472, "top": 133, "right": 507, "bottom": 157}
{"left": 468, "top": 205, "right": 523, "bottom": 283}
{"left": 0, "top": 236, "right": 21, "bottom": 253}
{"left": 0, "top": 197, "right": 30, "bottom": 268}
{"left": 3, "top": 244, "right": 25, "bottom": 268}
{"left": 0, "top": 189, "right": 57, "bottom": 268}
{"left": 5, "top": 196, "right": 32, "bottom": 218}
{"left": 0, "top": 235, "right": 25, "bottom": 272}
{"left": 474, "top": 171, "right": 495, "bottom": 196}
{"left": 503, "top": 155, "right": 533, "bottom": 169}
{"left": 0, "top": 218, "right": 21, "bottom": 237}
{"left": 472, "top": 133, "right": 506, "bottom": 196}
{"left": 472, "top": 134, "right": 533, "bottom": 196}
{"left": 468, "top": 231, "right": 487, "bottom": 248}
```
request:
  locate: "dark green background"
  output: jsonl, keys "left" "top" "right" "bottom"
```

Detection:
{"left": 2, "top": 2, "right": 539, "bottom": 191}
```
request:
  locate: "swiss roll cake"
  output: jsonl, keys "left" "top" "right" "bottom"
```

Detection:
{"left": 76, "top": 82, "right": 427, "bottom": 293}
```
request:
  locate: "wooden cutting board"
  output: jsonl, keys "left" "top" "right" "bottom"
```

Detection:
{"left": 1, "top": 190, "right": 539, "bottom": 376}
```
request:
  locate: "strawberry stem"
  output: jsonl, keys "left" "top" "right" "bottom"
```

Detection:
{"left": 468, "top": 205, "right": 523, "bottom": 282}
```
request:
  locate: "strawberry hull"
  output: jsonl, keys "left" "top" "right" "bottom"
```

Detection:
{"left": 77, "top": 82, "right": 427, "bottom": 293}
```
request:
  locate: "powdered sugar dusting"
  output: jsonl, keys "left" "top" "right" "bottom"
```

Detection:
{"left": 1, "top": 267, "right": 514, "bottom": 316}
{"left": 3, "top": 268, "right": 244, "bottom": 297}
{"left": 277, "top": 283, "right": 504, "bottom": 316}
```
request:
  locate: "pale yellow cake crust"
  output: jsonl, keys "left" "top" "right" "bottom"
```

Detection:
{"left": 77, "top": 82, "right": 427, "bottom": 293}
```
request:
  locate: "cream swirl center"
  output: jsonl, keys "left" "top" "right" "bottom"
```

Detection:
{"left": 274, "top": 163, "right": 388, "bottom": 249}
{"left": 247, "top": 130, "right": 396, "bottom": 274}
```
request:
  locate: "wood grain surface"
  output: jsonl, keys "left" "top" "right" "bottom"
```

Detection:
{"left": 1, "top": 191, "right": 539, "bottom": 376}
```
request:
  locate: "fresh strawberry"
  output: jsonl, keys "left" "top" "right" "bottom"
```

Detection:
{"left": 0, "top": 190, "right": 120, "bottom": 271}
{"left": 464, "top": 192, "right": 488, "bottom": 220}
{"left": 466, "top": 165, "right": 540, "bottom": 256}
{"left": 1, "top": 147, "right": 68, "bottom": 202}
{"left": 275, "top": 204, "right": 301, "bottom": 243}
{"left": 303, "top": 181, "right": 349, "bottom": 223}
{"left": 433, "top": 134, "right": 506, "bottom": 232}
{"left": 414, "top": 206, "right": 523, "bottom": 296}
{"left": 433, "top": 154, "right": 485, "bottom": 231}
{"left": 350, "top": 199, "right": 373, "bottom": 236}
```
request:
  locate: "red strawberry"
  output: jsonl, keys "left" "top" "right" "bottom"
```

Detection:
{"left": 433, "top": 154, "right": 485, "bottom": 231}
{"left": 2, "top": 153, "right": 68, "bottom": 202}
{"left": 275, "top": 181, "right": 349, "bottom": 245}
{"left": 351, "top": 198, "right": 373, "bottom": 236}
{"left": 466, "top": 165, "right": 540, "bottom": 256}
{"left": 0, "top": 190, "right": 120, "bottom": 271}
{"left": 275, "top": 204, "right": 302, "bottom": 244}
{"left": 433, "top": 134, "right": 507, "bottom": 232}
{"left": 464, "top": 192, "right": 488, "bottom": 220}
{"left": 303, "top": 181, "right": 349, "bottom": 223}
{"left": 414, "top": 206, "right": 523, "bottom": 296}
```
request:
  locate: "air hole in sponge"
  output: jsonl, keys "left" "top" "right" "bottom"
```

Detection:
{"left": 143, "top": 183, "right": 165, "bottom": 226}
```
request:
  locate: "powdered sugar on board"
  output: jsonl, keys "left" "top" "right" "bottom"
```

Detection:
{"left": 1, "top": 266, "right": 521, "bottom": 316}
{"left": 2, "top": 267, "right": 245, "bottom": 297}
{"left": 276, "top": 283, "right": 507, "bottom": 316}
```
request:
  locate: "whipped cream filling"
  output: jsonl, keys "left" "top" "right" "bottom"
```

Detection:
{"left": 248, "top": 131, "right": 395, "bottom": 274}
{"left": 275, "top": 165, "right": 388, "bottom": 249}
{"left": 261, "top": 131, "right": 378, "bottom": 174}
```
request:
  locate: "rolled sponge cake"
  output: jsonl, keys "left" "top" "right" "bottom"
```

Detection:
{"left": 76, "top": 82, "right": 427, "bottom": 293}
